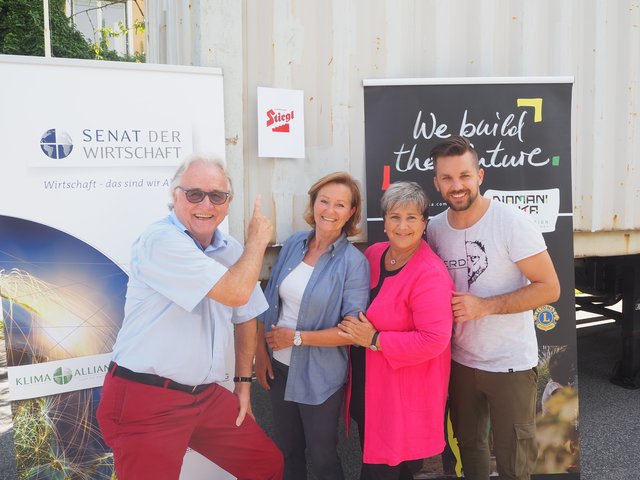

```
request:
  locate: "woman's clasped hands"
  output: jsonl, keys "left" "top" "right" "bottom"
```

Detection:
{"left": 338, "top": 312, "right": 377, "bottom": 348}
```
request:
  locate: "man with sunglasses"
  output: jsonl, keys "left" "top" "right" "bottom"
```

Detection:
{"left": 97, "top": 154, "right": 284, "bottom": 479}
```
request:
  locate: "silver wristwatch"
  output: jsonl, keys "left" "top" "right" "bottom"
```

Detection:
{"left": 293, "top": 330, "right": 303, "bottom": 346}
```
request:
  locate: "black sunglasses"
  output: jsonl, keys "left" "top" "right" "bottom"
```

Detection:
{"left": 176, "top": 187, "right": 230, "bottom": 205}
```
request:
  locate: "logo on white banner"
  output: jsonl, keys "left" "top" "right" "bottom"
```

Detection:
{"left": 32, "top": 124, "right": 193, "bottom": 167}
{"left": 40, "top": 128, "right": 74, "bottom": 159}
{"left": 485, "top": 188, "right": 560, "bottom": 233}
{"left": 8, "top": 353, "right": 112, "bottom": 401}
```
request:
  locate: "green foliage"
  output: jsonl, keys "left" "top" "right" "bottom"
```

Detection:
{"left": 91, "top": 18, "right": 145, "bottom": 62}
{"left": 0, "top": 0, "right": 143, "bottom": 61}
{"left": 0, "top": 0, "right": 92, "bottom": 58}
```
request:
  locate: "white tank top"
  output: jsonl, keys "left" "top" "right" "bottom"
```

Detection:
{"left": 273, "top": 261, "right": 314, "bottom": 366}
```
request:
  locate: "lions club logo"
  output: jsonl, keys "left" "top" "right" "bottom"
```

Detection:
{"left": 534, "top": 305, "right": 559, "bottom": 331}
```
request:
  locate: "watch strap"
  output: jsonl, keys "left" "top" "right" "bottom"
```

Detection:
{"left": 369, "top": 331, "right": 380, "bottom": 351}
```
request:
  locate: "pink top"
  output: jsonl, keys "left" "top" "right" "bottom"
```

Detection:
{"left": 362, "top": 240, "right": 453, "bottom": 465}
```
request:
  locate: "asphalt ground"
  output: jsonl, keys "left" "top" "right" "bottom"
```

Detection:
{"left": 574, "top": 322, "right": 640, "bottom": 479}
{"left": 1, "top": 318, "right": 638, "bottom": 480}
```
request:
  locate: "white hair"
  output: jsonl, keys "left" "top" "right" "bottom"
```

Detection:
{"left": 168, "top": 153, "right": 233, "bottom": 210}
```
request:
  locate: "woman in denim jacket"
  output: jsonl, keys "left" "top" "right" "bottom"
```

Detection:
{"left": 256, "top": 172, "right": 369, "bottom": 480}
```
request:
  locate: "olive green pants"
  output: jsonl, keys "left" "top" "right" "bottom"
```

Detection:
{"left": 449, "top": 361, "right": 538, "bottom": 480}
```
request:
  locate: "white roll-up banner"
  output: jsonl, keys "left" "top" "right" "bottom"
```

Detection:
{"left": 0, "top": 55, "right": 235, "bottom": 479}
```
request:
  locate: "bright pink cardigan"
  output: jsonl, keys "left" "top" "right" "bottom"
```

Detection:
{"left": 361, "top": 240, "right": 453, "bottom": 465}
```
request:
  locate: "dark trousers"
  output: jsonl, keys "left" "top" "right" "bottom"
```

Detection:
{"left": 359, "top": 462, "right": 422, "bottom": 480}
{"left": 97, "top": 371, "right": 283, "bottom": 480}
{"left": 269, "top": 358, "right": 345, "bottom": 480}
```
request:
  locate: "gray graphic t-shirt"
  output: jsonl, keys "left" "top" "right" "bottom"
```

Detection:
{"left": 427, "top": 200, "right": 546, "bottom": 372}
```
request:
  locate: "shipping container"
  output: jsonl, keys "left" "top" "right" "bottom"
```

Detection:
{"left": 146, "top": 0, "right": 640, "bottom": 386}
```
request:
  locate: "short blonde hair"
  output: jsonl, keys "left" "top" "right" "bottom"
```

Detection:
{"left": 303, "top": 172, "right": 363, "bottom": 237}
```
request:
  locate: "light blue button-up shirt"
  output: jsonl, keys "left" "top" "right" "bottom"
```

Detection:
{"left": 112, "top": 212, "right": 268, "bottom": 385}
{"left": 259, "top": 230, "right": 370, "bottom": 405}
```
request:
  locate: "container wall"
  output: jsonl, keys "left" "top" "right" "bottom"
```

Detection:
{"left": 146, "top": 0, "right": 640, "bottom": 256}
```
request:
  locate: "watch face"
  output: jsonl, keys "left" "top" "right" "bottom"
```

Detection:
{"left": 293, "top": 332, "right": 302, "bottom": 346}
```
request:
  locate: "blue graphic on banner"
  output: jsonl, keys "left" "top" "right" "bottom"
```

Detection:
{"left": 0, "top": 215, "right": 127, "bottom": 479}
{"left": 40, "top": 128, "right": 74, "bottom": 159}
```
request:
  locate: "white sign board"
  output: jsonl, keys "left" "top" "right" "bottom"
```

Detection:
{"left": 0, "top": 56, "right": 229, "bottom": 267}
{"left": 0, "top": 55, "right": 234, "bottom": 480}
{"left": 257, "top": 86, "right": 305, "bottom": 158}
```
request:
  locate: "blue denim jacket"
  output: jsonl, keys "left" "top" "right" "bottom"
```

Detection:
{"left": 259, "top": 230, "right": 370, "bottom": 405}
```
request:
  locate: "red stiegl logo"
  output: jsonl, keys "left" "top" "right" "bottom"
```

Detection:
{"left": 266, "top": 108, "right": 295, "bottom": 132}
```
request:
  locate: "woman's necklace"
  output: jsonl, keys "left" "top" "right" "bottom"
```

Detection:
{"left": 387, "top": 245, "right": 420, "bottom": 266}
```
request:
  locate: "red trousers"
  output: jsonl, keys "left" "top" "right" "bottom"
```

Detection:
{"left": 97, "top": 372, "right": 283, "bottom": 480}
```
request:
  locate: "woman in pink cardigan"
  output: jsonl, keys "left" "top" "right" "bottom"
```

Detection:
{"left": 339, "top": 181, "right": 453, "bottom": 479}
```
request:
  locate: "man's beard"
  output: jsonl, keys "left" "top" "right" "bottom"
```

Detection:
{"left": 445, "top": 189, "right": 478, "bottom": 212}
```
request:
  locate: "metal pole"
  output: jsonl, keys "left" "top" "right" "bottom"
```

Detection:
{"left": 126, "top": 0, "right": 134, "bottom": 57}
{"left": 43, "top": 0, "right": 52, "bottom": 57}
